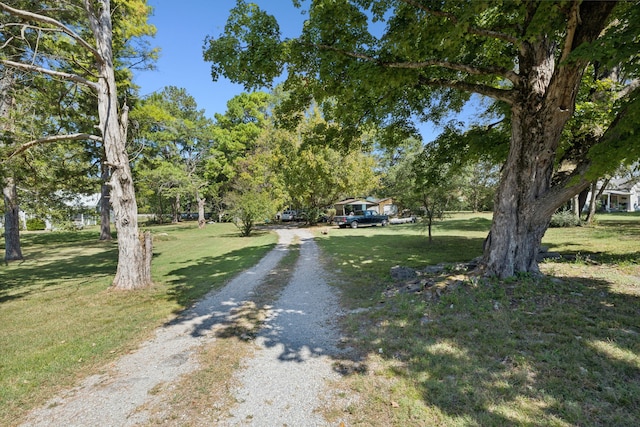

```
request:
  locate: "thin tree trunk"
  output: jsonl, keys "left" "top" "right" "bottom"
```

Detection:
{"left": 141, "top": 230, "right": 152, "bottom": 282}
{"left": 99, "top": 160, "right": 112, "bottom": 240}
{"left": 172, "top": 193, "right": 180, "bottom": 223}
{"left": 586, "top": 178, "right": 609, "bottom": 224}
{"left": 3, "top": 177, "right": 23, "bottom": 261}
{"left": 197, "top": 193, "right": 206, "bottom": 229}
{"left": 87, "top": 0, "right": 151, "bottom": 289}
{"left": 577, "top": 187, "right": 589, "bottom": 219}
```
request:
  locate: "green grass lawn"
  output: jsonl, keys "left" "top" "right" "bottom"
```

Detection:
{"left": 315, "top": 213, "right": 640, "bottom": 426}
{"left": 1, "top": 214, "right": 638, "bottom": 426}
{"left": 0, "top": 222, "right": 277, "bottom": 426}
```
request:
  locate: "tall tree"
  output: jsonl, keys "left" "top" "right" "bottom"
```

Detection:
{"left": 203, "top": 91, "right": 273, "bottom": 220}
{"left": 205, "top": 0, "right": 638, "bottom": 279}
{"left": 0, "top": 68, "right": 22, "bottom": 260}
{"left": 225, "top": 129, "right": 282, "bottom": 236}
{"left": 132, "top": 86, "right": 214, "bottom": 226}
{"left": 0, "top": 1, "right": 154, "bottom": 289}
{"left": 412, "top": 144, "right": 464, "bottom": 242}
{"left": 277, "top": 105, "right": 379, "bottom": 224}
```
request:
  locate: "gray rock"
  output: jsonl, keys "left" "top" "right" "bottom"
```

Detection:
{"left": 390, "top": 265, "right": 418, "bottom": 280}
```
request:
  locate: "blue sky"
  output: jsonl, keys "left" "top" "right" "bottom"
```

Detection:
{"left": 134, "top": 1, "right": 478, "bottom": 142}
{"left": 134, "top": 1, "right": 307, "bottom": 118}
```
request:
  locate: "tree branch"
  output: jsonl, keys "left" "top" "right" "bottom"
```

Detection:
{"left": 316, "top": 43, "right": 521, "bottom": 85}
{"left": 560, "top": 0, "right": 581, "bottom": 63}
{"left": 3, "top": 133, "right": 102, "bottom": 162}
{"left": 417, "top": 76, "right": 515, "bottom": 104}
{"left": 0, "top": 59, "right": 99, "bottom": 91}
{"left": 384, "top": 59, "right": 521, "bottom": 85}
{"left": 0, "top": 1, "right": 103, "bottom": 63}
{"left": 398, "top": 0, "right": 520, "bottom": 46}
{"left": 616, "top": 78, "right": 640, "bottom": 101}
{"left": 535, "top": 161, "right": 590, "bottom": 218}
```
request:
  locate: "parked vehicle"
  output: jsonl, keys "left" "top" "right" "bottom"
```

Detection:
{"left": 389, "top": 216, "right": 417, "bottom": 224}
{"left": 333, "top": 210, "right": 389, "bottom": 228}
{"left": 281, "top": 210, "right": 296, "bottom": 221}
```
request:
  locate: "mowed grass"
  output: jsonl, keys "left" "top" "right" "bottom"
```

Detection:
{"left": 316, "top": 212, "right": 640, "bottom": 426}
{"left": 2, "top": 214, "right": 638, "bottom": 426}
{"left": 0, "top": 222, "right": 277, "bottom": 426}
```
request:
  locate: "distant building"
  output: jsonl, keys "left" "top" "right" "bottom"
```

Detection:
{"left": 333, "top": 197, "right": 397, "bottom": 216}
{"left": 587, "top": 177, "right": 640, "bottom": 212}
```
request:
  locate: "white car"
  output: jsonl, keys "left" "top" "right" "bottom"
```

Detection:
{"left": 281, "top": 210, "right": 296, "bottom": 221}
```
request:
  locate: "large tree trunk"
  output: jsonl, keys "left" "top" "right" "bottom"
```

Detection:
{"left": 87, "top": 0, "right": 151, "bottom": 289}
{"left": 481, "top": 1, "right": 615, "bottom": 278}
{"left": 1, "top": 72, "right": 22, "bottom": 261}
{"left": 99, "top": 160, "right": 112, "bottom": 241}
{"left": 483, "top": 43, "right": 583, "bottom": 278}
{"left": 3, "top": 177, "right": 23, "bottom": 261}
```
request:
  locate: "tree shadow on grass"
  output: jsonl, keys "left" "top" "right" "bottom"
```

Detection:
{"left": 163, "top": 242, "right": 277, "bottom": 309}
{"left": 318, "top": 231, "right": 485, "bottom": 279}
{"left": 317, "top": 231, "right": 639, "bottom": 425}
{"left": 434, "top": 216, "right": 493, "bottom": 232}
{"left": 543, "top": 247, "right": 640, "bottom": 265}
{"left": 351, "top": 272, "right": 640, "bottom": 425}
{"left": 0, "top": 245, "right": 117, "bottom": 304}
{"left": 16, "top": 230, "right": 113, "bottom": 247}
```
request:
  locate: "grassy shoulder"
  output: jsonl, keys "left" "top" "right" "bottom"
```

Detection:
{"left": 0, "top": 223, "right": 277, "bottom": 426}
{"left": 315, "top": 213, "right": 640, "bottom": 426}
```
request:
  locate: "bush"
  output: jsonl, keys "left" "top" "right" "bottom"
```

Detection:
{"left": 549, "top": 210, "right": 581, "bottom": 227}
{"left": 26, "top": 218, "right": 46, "bottom": 231}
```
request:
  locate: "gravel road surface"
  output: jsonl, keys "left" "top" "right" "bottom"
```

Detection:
{"left": 20, "top": 228, "right": 345, "bottom": 427}
{"left": 222, "top": 228, "right": 344, "bottom": 426}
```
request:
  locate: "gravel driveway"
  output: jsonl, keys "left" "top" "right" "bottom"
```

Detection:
{"left": 222, "top": 228, "right": 344, "bottom": 426}
{"left": 20, "top": 228, "right": 346, "bottom": 427}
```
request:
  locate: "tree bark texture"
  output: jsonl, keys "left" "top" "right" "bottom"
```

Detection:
{"left": 483, "top": 1, "right": 615, "bottom": 277}
{"left": 3, "top": 177, "right": 23, "bottom": 261}
{"left": 586, "top": 178, "right": 609, "bottom": 224}
{"left": 99, "top": 160, "right": 112, "bottom": 241}
{"left": 87, "top": 0, "right": 151, "bottom": 289}
{"left": 197, "top": 194, "right": 206, "bottom": 229}
{"left": 1, "top": 73, "right": 22, "bottom": 261}
{"left": 172, "top": 193, "right": 180, "bottom": 223}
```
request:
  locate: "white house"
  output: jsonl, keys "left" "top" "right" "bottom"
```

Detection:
{"left": 588, "top": 177, "right": 640, "bottom": 212}
{"left": 333, "top": 197, "right": 398, "bottom": 216}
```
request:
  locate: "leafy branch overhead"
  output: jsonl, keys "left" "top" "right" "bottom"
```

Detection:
{"left": 205, "top": 0, "right": 639, "bottom": 279}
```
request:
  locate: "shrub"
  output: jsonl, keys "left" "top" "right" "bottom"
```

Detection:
{"left": 26, "top": 218, "right": 46, "bottom": 231}
{"left": 550, "top": 210, "right": 581, "bottom": 227}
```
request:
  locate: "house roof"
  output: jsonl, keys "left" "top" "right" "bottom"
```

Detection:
{"left": 334, "top": 198, "right": 377, "bottom": 206}
{"left": 607, "top": 177, "right": 640, "bottom": 192}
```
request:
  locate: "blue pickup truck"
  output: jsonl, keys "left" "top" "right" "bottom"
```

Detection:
{"left": 334, "top": 210, "right": 389, "bottom": 228}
